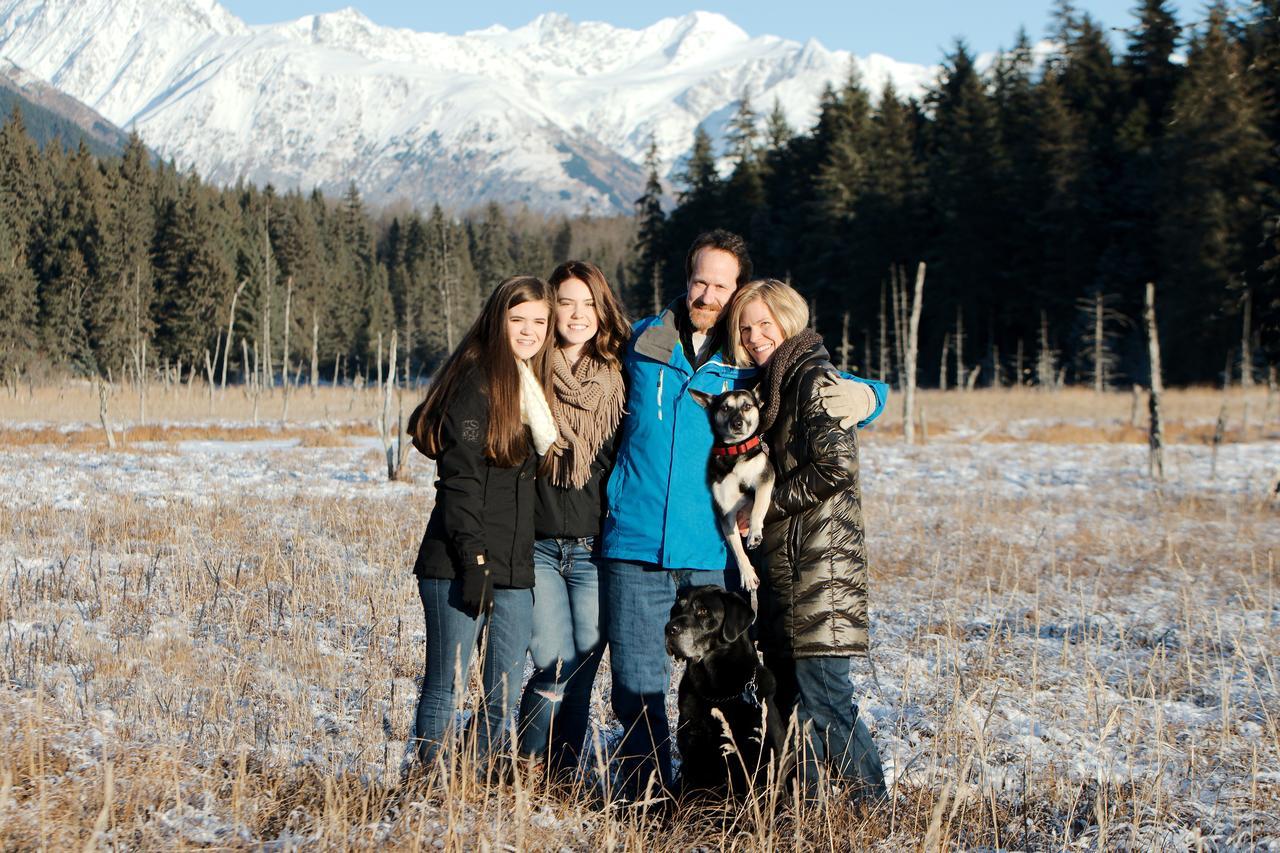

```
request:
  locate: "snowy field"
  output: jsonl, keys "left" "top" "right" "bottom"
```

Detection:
{"left": 0, "top": 396, "right": 1277, "bottom": 849}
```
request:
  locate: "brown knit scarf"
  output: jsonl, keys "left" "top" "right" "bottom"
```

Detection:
{"left": 546, "top": 349, "right": 626, "bottom": 488}
{"left": 757, "top": 330, "right": 824, "bottom": 432}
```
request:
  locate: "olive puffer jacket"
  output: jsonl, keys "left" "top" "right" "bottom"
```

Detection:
{"left": 758, "top": 342, "right": 869, "bottom": 659}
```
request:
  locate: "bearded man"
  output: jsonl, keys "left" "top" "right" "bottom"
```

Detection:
{"left": 600, "top": 229, "right": 885, "bottom": 798}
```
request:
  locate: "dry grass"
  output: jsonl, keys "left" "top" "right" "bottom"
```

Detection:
{"left": 0, "top": 380, "right": 388, "bottom": 429}
{"left": 0, "top": 384, "right": 1277, "bottom": 849}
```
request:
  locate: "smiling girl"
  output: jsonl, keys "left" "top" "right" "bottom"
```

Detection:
{"left": 516, "top": 260, "right": 629, "bottom": 780}
{"left": 409, "top": 275, "right": 558, "bottom": 772}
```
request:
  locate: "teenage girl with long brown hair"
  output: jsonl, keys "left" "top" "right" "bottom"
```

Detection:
{"left": 516, "top": 260, "right": 629, "bottom": 779}
{"left": 410, "top": 275, "right": 558, "bottom": 771}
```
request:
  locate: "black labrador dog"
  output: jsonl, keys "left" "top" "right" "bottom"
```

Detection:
{"left": 665, "top": 585, "right": 786, "bottom": 798}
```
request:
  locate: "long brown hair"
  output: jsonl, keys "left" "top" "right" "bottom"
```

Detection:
{"left": 548, "top": 260, "right": 631, "bottom": 369}
{"left": 411, "top": 275, "right": 554, "bottom": 466}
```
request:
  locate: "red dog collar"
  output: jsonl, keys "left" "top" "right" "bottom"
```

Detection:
{"left": 711, "top": 435, "right": 763, "bottom": 457}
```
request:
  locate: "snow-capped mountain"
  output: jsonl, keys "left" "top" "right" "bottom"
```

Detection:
{"left": 0, "top": 0, "right": 935, "bottom": 213}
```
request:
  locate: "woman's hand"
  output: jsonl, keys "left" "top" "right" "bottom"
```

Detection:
{"left": 736, "top": 507, "right": 750, "bottom": 536}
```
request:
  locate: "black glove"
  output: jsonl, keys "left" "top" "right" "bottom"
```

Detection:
{"left": 461, "top": 564, "right": 495, "bottom": 616}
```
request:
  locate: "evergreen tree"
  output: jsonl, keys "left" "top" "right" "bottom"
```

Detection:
{"left": 1125, "top": 0, "right": 1183, "bottom": 136}
{"left": 1159, "top": 3, "right": 1270, "bottom": 381}
{"left": 0, "top": 220, "right": 38, "bottom": 374}
{"left": 473, "top": 202, "right": 515, "bottom": 289}
{"left": 1246, "top": 0, "right": 1280, "bottom": 361}
{"left": 154, "top": 182, "right": 234, "bottom": 364}
{"left": 92, "top": 133, "right": 155, "bottom": 374}
{"left": 552, "top": 218, "right": 573, "bottom": 262}
{"left": 925, "top": 41, "right": 1005, "bottom": 334}
{"left": 630, "top": 139, "right": 667, "bottom": 314}
{"left": 764, "top": 98, "right": 793, "bottom": 151}
{"left": 0, "top": 108, "right": 41, "bottom": 251}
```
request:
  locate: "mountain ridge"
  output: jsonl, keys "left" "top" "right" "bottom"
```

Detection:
{"left": 0, "top": 0, "right": 936, "bottom": 213}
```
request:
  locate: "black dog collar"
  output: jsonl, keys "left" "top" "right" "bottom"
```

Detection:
{"left": 701, "top": 670, "right": 760, "bottom": 705}
{"left": 712, "top": 434, "right": 763, "bottom": 458}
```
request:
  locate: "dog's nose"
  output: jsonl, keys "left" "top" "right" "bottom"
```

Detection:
{"left": 730, "top": 417, "right": 744, "bottom": 431}
{"left": 665, "top": 621, "right": 680, "bottom": 636}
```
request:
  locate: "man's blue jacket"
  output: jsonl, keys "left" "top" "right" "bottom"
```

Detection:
{"left": 600, "top": 303, "right": 888, "bottom": 571}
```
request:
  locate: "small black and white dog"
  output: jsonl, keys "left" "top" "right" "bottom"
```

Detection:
{"left": 665, "top": 585, "right": 785, "bottom": 797}
{"left": 689, "top": 388, "right": 774, "bottom": 591}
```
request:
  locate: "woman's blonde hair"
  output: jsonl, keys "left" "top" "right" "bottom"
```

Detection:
{"left": 726, "top": 278, "right": 810, "bottom": 366}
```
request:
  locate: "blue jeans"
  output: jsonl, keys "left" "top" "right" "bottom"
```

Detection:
{"left": 603, "top": 559, "right": 725, "bottom": 796}
{"left": 518, "top": 537, "right": 605, "bottom": 772}
{"left": 414, "top": 576, "right": 534, "bottom": 770}
{"left": 766, "top": 653, "right": 886, "bottom": 797}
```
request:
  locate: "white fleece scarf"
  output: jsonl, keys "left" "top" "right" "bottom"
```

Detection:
{"left": 517, "top": 359, "right": 558, "bottom": 456}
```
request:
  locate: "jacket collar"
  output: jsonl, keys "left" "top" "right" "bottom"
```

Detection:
{"left": 633, "top": 301, "right": 750, "bottom": 376}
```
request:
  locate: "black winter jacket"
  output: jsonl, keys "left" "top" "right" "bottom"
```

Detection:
{"left": 413, "top": 369, "right": 537, "bottom": 588}
{"left": 533, "top": 430, "right": 618, "bottom": 540}
{"left": 758, "top": 343, "right": 869, "bottom": 658}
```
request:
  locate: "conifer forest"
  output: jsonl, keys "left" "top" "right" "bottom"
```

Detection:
{"left": 1, "top": 0, "right": 1277, "bottom": 390}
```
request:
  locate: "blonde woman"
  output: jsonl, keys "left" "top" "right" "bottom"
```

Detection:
{"left": 727, "top": 278, "right": 886, "bottom": 797}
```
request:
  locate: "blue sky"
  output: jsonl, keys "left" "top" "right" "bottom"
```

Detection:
{"left": 218, "top": 1, "right": 1190, "bottom": 66}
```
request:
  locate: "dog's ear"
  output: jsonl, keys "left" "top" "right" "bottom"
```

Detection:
{"left": 719, "top": 592, "right": 754, "bottom": 643}
{"left": 687, "top": 389, "right": 714, "bottom": 409}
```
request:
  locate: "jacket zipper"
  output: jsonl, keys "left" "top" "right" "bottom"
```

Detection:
{"left": 656, "top": 369, "right": 664, "bottom": 421}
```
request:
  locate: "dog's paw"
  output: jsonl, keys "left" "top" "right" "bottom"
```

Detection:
{"left": 746, "top": 532, "right": 763, "bottom": 550}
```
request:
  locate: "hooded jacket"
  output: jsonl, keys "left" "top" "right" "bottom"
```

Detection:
{"left": 600, "top": 303, "right": 757, "bottom": 570}
{"left": 758, "top": 341, "right": 870, "bottom": 658}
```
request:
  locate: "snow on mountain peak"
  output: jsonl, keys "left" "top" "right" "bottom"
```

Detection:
{"left": 0, "top": 2, "right": 934, "bottom": 213}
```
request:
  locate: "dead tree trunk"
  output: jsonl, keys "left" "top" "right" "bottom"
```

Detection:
{"left": 251, "top": 341, "right": 261, "bottom": 427}
{"left": 839, "top": 311, "right": 851, "bottom": 372}
{"left": 310, "top": 312, "right": 320, "bottom": 397}
{"left": 1144, "top": 282, "right": 1165, "bottom": 481}
{"left": 1093, "top": 291, "right": 1105, "bottom": 393}
{"left": 96, "top": 377, "right": 116, "bottom": 449}
{"left": 1015, "top": 339, "right": 1025, "bottom": 387}
{"left": 1211, "top": 401, "right": 1227, "bottom": 479}
{"left": 877, "top": 283, "right": 888, "bottom": 383}
{"left": 281, "top": 276, "right": 293, "bottom": 388}
{"left": 220, "top": 278, "right": 248, "bottom": 390}
{"left": 281, "top": 277, "right": 293, "bottom": 421}
{"left": 938, "top": 332, "right": 949, "bottom": 392}
{"left": 1036, "top": 312, "right": 1056, "bottom": 390}
{"left": 134, "top": 337, "right": 147, "bottom": 426}
{"left": 203, "top": 349, "right": 215, "bottom": 416}
{"left": 379, "top": 331, "right": 409, "bottom": 480}
{"left": 893, "top": 267, "right": 908, "bottom": 391}
{"left": 903, "top": 262, "right": 925, "bottom": 446}
{"left": 1241, "top": 289, "right": 1253, "bottom": 390}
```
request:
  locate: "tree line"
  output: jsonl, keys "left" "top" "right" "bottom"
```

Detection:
{"left": 0, "top": 119, "right": 633, "bottom": 387}
{"left": 0, "top": 0, "right": 1276, "bottom": 391}
{"left": 634, "top": 0, "right": 1279, "bottom": 388}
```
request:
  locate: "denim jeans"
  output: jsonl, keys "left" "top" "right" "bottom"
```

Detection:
{"left": 414, "top": 576, "right": 534, "bottom": 770}
{"left": 603, "top": 559, "right": 725, "bottom": 796}
{"left": 765, "top": 653, "right": 886, "bottom": 797}
{"left": 517, "top": 537, "right": 605, "bottom": 773}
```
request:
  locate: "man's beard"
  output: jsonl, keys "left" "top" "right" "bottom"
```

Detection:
{"left": 688, "top": 301, "right": 721, "bottom": 332}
